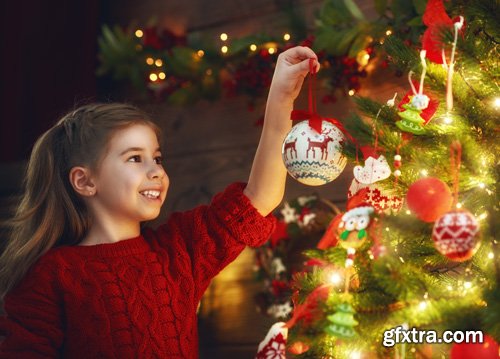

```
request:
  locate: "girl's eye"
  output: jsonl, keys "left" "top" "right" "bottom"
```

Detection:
{"left": 128, "top": 155, "right": 142, "bottom": 163}
{"left": 154, "top": 156, "right": 163, "bottom": 165}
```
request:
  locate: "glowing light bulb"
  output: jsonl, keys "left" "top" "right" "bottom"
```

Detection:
{"left": 149, "top": 73, "right": 158, "bottom": 82}
{"left": 220, "top": 33, "right": 228, "bottom": 41}
{"left": 221, "top": 45, "right": 228, "bottom": 54}
{"left": 386, "top": 29, "right": 392, "bottom": 36}
{"left": 135, "top": 29, "right": 143, "bottom": 38}
{"left": 197, "top": 50, "right": 205, "bottom": 57}
{"left": 155, "top": 59, "right": 163, "bottom": 67}
{"left": 420, "top": 169, "right": 428, "bottom": 177}
{"left": 350, "top": 351, "right": 362, "bottom": 359}
{"left": 443, "top": 115, "right": 453, "bottom": 124}
{"left": 464, "top": 282, "right": 472, "bottom": 289}
{"left": 284, "top": 33, "right": 291, "bottom": 41}
{"left": 456, "top": 203, "right": 463, "bottom": 209}
{"left": 268, "top": 47, "right": 276, "bottom": 54}
{"left": 146, "top": 57, "right": 154, "bottom": 65}
{"left": 328, "top": 272, "right": 342, "bottom": 285}
{"left": 493, "top": 97, "right": 500, "bottom": 109}
{"left": 250, "top": 44, "right": 257, "bottom": 51}
{"left": 348, "top": 89, "right": 355, "bottom": 96}
{"left": 419, "top": 301, "right": 428, "bottom": 310}
{"left": 158, "top": 72, "right": 166, "bottom": 80}
{"left": 488, "top": 252, "right": 494, "bottom": 259}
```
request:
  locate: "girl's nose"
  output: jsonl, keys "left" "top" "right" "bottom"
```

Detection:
{"left": 147, "top": 162, "right": 165, "bottom": 180}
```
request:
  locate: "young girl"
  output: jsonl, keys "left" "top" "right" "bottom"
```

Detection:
{"left": 0, "top": 46, "right": 319, "bottom": 358}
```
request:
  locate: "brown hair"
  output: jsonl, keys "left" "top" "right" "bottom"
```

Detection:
{"left": 0, "top": 103, "right": 161, "bottom": 299}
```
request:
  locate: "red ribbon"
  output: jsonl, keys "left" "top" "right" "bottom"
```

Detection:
{"left": 291, "top": 58, "right": 355, "bottom": 144}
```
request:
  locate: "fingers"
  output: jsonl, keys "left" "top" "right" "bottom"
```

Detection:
{"left": 296, "top": 58, "right": 320, "bottom": 74}
{"left": 280, "top": 46, "right": 320, "bottom": 73}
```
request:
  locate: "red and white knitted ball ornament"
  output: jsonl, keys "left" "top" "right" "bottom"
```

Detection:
{"left": 432, "top": 210, "right": 479, "bottom": 262}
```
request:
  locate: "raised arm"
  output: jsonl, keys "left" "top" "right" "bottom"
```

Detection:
{"left": 244, "top": 46, "right": 320, "bottom": 216}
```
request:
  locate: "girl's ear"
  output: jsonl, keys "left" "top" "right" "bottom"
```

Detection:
{"left": 69, "top": 166, "right": 97, "bottom": 197}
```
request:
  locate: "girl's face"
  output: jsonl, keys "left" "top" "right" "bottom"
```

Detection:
{"left": 91, "top": 124, "right": 169, "bottom": 224}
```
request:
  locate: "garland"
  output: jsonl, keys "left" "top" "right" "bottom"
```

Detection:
{"left": 97, "top": 0, "right": 425, "bottom": 115}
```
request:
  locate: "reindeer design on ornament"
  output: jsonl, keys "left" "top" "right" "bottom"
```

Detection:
{"left": 306, "top": 134, "right": 334, "bottom": 160}
{"left": 283, "top": 138, "right": 297, "bottom": 160}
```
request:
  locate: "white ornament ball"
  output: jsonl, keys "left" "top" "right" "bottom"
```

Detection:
{"left": 394, "top": 154, "right": 402, "bottom": 161}
{"left": 282, "top": 120, "right": 347, "bottom": 186}
{"left": 393, "top": 169, "right": 401, "bottom": 177}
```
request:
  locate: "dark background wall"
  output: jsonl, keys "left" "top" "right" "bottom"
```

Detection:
{"left": 0, "top": 1, "right": 404, "bottom": 357}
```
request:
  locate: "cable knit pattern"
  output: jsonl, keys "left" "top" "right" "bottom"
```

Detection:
{"left": 0, "top": 182, "right": 276, "bottom": 358}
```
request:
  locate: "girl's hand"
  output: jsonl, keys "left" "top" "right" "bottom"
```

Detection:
{"left": 269, "top": 46, "right": 320, "bottom": 103}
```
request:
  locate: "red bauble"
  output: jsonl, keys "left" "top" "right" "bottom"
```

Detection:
{"left": 450, "top": 334, "right": 499, "bottom": 359}
{"left": 406, "top": 177, "right": 453, "bottom": 222}
{"left": 432, "top": 210, "right": 480, "bottom": 261}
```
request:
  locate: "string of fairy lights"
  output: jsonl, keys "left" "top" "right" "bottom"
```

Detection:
{"left": 127, "top": 27, "right": 377, "bottom": 100}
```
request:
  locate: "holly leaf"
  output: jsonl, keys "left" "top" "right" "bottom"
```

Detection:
{"left": 347, "top": 24, "right": 372, "bottom": 57}
{"left": 343, "top": 0, "right": 365, "bottom": 21}
{"left": 315, "top": 24, "right": 362, "bottom": 56}
{"left": 318, "top": 0, "right": 355, "bottom": 26}
{"left": 412, "top": 0, "right": 427, "bottom": 15}
{"left": 407, "top": 15, "right": 424, "bottom": 27}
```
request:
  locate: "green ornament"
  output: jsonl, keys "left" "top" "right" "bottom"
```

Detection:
{"left": 324, "top": 302, "right": 358, "bottom": 339}
{"left": 396, "top": 103, "right": 426, "bottom": 135}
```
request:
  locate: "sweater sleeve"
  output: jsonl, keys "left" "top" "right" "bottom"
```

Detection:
{"left": 0, "top": 257, "right": 64, "bottom": 358}
{"left": 153, "top": 182, "right": 276, "bottom": 300}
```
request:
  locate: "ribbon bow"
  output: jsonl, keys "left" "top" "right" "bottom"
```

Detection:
{"left": 291, "top": 58, "right": 355, "bottom": 144}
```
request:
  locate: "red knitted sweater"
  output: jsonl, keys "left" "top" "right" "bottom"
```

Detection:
{"left": 0, "top": 183, "right": 276, "bottom": 358}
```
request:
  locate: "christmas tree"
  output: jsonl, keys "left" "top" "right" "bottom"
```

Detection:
{"left": 267, "top": 0, "right": 499, "bottom": 358}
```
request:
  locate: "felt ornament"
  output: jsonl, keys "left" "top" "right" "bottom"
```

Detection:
{"left": 353, "top": 154, "right": 391, "bottom": 184}
{"left": 348, "top": 179, "right": 403, "bottom": 215}
{"left": 324, "top": 302, "right": 359, "bottom": 339}
{"left": 256, "top": 322, "right": 288, "bottom": 359}
{"left": 317, "top": 189, "right": 371, "bottom": 250}
{"left": 396, "top": 51, "right": 439, "bottom": 134}
{"left": 422, "top": 0, "right": 465, "bottom": 64}
{"left": 337, "top": 205, "right": 374, "bottom": 250}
